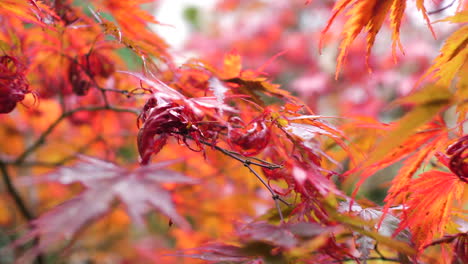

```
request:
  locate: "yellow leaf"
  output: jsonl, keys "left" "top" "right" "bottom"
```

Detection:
{"left": 421, "top": 12, "right": 468, "bottom": 87}
{"left": 455, "top": 65, "right": 468, "bottom": 130}
{"left": 394, "top": 84, "right": 452, "bottom": 106}
{"left": 368, "top": 85, "right": 451, "bottom": 166}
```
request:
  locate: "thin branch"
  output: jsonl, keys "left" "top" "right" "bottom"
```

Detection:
{"left": 12, "top": 136, "right": 103, "bottom": 167}
{"left": 336, "top": 257, "right": 400, "bottom": 263}
{"left": 199, "top": 139, "right": 282, "bottom": 170}
{"left": 243, "top": 162, "right": 289, "bottom": 222}
{"left": 423, "top": 234, "right": 459, "bottom": 248}
{"left": 99, "top": 87, "right": 130, "bottom": 96}
{"left": 374, "top": 243, "right": 389, "bottom": 260}
{"left": 191, "top": 138, "right": 289, "bottom": 220}
{"left": 242, "top": 161, "right": 290, "bottom": 206}
{"left": 220, "top": 148, "right": 283, "bottom": 169}
{"left": 0, "top": 160, "right": 44, "bottom": 264}
{"left": 428, "top": 0, "right": 456, "bottom": 15}
{"left": 0, "top": 161, "right": 33, "bottom": 220}
{"left": 14, "top": 105, "right": 139, "bottom": 165}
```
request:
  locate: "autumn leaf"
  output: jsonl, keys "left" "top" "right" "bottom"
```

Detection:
{"left": 1, "top": 0, "right": 467, "bottom": 263}
{"left": 227, "top": 114, "right": 271, "bottom": 156}
{"left": 13, "top": 156, "right": 195, "bottom": 262}
{"left": 279, "top": 114, "right": 353, "bottom": 168}
{"left": 384, "top": 141, "right": 438, "bottom": 204}
{"left": 330, "top": 202, "right": 417, "bottom": 257}
{"left": 0, "top": 0, "right": 57, "bottom": 27}
{"left": 173, "top": 221, "right": 302, "bottom": 263}
{"left": 346, "top": 86, "right": 451, "bottom": 197}
{"left": 98, "top": 0, "right": 170, "bottom": 58}
{"left": 366, "top": 85, "right": 451, "bottom": 166}
{"left": 200, "top": 52, "right": 294, "bottom": 105}
{"left": 171, "top": 243, "right": 250, "bottom": 262}
{"left": 225, "top": 76, "right": 293, "bottom": 105}
{"left": 396, "top": 171, "right": 466, "bottom": 250}
{"left": 219, "top": 51, "right": 242, "bottom": 79}
{"left": 338, "top": 201, "right": 413, "bottom": 263}
{"left": 124, "top": 72, "right": 239, "bottom": 164}
{"left": 378, "top": 119, "right": 448, "bottom": 210}
{"left": 421, "top": 12, "right": 468, "bottom": 87}
{"left": 237, "top": 221, "right": 298, "bottom": 249}
{"left": 320, "top": 0, "right": 434, "bottom": 78}
{"left": 0, "top": 55, "right": 31, "bottom": 114}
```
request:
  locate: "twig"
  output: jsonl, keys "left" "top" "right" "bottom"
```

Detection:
{"left": 423, "top": 234, "right": 459, "bottom": 248}
{"left": 0, "top": 161, "right": 44, "bottom": 264}
{"left": 336, "top": 257, "right": 400, "bottom": 263}
{"left": 199, "top": 140, "right": 282, "bottom": 170}
{"left": 428, "top": 0, "right": 456, "bottom": 15}
{"left": 220, "top": 148, "right": 283, "bottom": 169}
{"left": 14, "top": 105, "right": 139, "bottom": 165}
{"left": 0, "top": 161, "right": 33, "bottom": 221}
{"left": 374, "top": 243, "right": 389, "bottom": 260}
{"left": 11, "top": 136, "right": 103, "bottom": 167}
{"left": 242, "top": 161, "right": 290, "bottom": 205}
{"left": 195, "top": 138, "right": 289, "bottom": 221}
{"left": 243, "top": 161, "right": 289, "bottom": 222}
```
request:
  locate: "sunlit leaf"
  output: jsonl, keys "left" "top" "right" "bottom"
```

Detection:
{"left": 421, "top": 12, "right": 468, "bottom": 87}
{"left": 367, "top": 85, "right": 451, "bottom": 166}
{"left": 321, "top": 0, "right": 434, "bottom": 78}
{"left": 397, "top": 171, "right": 466, "bottom": 249}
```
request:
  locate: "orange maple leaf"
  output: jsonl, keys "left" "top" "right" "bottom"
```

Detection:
{"left": 320, "top": 0, "right": 434, "bottom": 78}
{"left": 97, "top": 0, "right": 170, "bottom": 59}
{"left": 396, "top": 171, "right": 465, "bottom": 250}
{"left": 219, "top": 51, "right": 242, "bottom": 80}
{"left": 200, "top": 52, "right": 294, "bottom": 105}
{"left": 0, "top": 0, "right": 56, "bottom": 27}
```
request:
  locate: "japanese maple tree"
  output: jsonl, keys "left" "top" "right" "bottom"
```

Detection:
{"left": 0, "top": 0, "right": 466, "bottom": 264}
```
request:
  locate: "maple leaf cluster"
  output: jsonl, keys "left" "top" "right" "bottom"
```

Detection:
{"left": 0, "top": 0, "right": 466, "bottom": 264}
{"left": 0, "top": 55, "right": 31, "bottom": 113}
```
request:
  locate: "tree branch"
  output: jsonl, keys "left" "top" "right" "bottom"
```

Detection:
{"left": 0, "top": 160, "right": 44, "bottom": 264}
{"left": 14, "top": 105, "right": 139, "bottom": 165}
{"left": 0, "top": 161, "right": 33, "bottom": 221}
{"left": 337, "top": 257, "right": 400, "bottom": 263}
{"left": 12, "top": 136, "right": 103, "bottom": 168}
{"left": 428, "top": 0, "right": 456, "bottom": 15}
